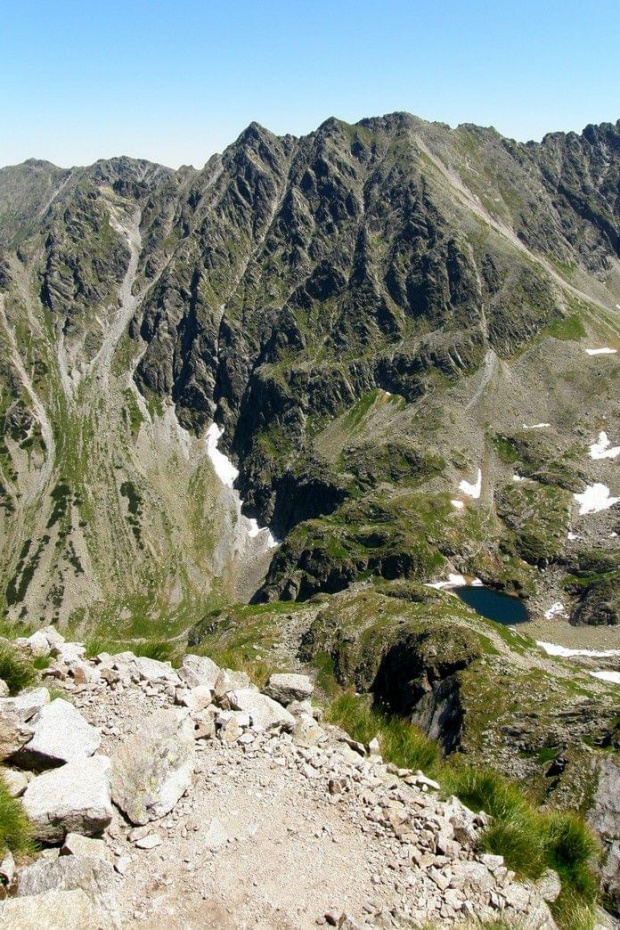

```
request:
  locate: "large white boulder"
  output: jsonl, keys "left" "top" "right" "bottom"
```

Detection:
{"left": 22, "top": 755, "right": 113, "bottom": 843}
{"left": 132, "top": 656, "right": 180, "bottom": 685}
{"left": 15, "top": 698, "right": 101, "bottom": 768}
{"left": 0, "top": 888, "right": 112, "bottom": 930}
{"left": 24, "top": 631, "right": 51, "bottom": 657}
{"left": 111, "top": 708, "right": 195, "bottom": 824}
{"left": 178, "top": 654, "right": 220, "bottom": 689}
{"left": 229, "top": 689, "right": 296, "bottom": 731}
{"left": 264, "top": 672, "right": 314, "bottom": 705}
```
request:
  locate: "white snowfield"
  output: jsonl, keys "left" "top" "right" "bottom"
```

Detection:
{"left": 590, "top": 671, "right": 620, "bottom": 685}
{"left": 574, "top": 483, "right": 620, "bottom": 515}
{"left": 586, "top": 347, "right": 617, "bottom": 355}
{"left": 206, "top": 423, "right": 279, "bottom": 549}
{"left": 206, "top": 423, "right": 239, "bottom": 488}
{"left": 425, "top": 573, "right": 467, "bottom": 590}
{"left": 589, "top": 431, "right": 620, "bottom": 460}
{"left": 537, "top": 641, "right": 620, "bottom": 659}
{"left": 544, "top": 602, "right": 567, "bottom": 620}
{"left": 459, "top": 468, "right": 482, "bottom": 499}
{"left": 522, "top": 423, "right": 550, "bottom": 430}
{"left": 451, "top": 499, "right": 465, "bottom": 510}
{"left": 512, "top": 474, "right": 527, "bottom": 482}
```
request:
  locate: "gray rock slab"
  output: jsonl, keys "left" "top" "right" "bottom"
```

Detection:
{"left": 229, "top": 689, "right": 296, "bottom": 731}
{"left": 0, "top": 687, "right": 50, "bottom": 722}
{"left": 0, "top": 888, "right": 112, "bottom": 930}
{"left": 14, "top": 698, "right": 101, "bottom": 768}
{"left": 265, "top": 672, "right": 314, "bottom": 705}
{"left": 178, "top": 654, "right": 220, "bottom": 689}
{"left": 17, "top": 855, "right": 117, "bottom": 924}
{"left": 22, "top": 755, "right": 113, "bottom": 843}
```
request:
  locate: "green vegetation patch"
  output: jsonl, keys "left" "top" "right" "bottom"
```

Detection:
{"left": 496, "top": 482, "right": 571, "bottom": 565}
{"left": 0, "top": 772, "right": 35, "bottom": 855}
{"left": 0, "top": 640, "right": 38, "bottom": 694}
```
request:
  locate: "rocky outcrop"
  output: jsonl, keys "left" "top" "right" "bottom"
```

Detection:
{"left": 590, "top": 756, "right": 620, "bottom": 915}
{"left": 0, "top": 634, "right": 577, "bottom": 928}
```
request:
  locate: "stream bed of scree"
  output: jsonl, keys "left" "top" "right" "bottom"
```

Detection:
{"left": 455, "top": 585, "right": 530, "bottom": 625}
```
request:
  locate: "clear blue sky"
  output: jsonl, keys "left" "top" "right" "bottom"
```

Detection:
{"left": 1, "top": 0, "right": 618, "bottom": 169}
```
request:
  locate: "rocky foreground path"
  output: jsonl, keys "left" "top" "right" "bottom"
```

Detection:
{"left": 0, "top": 628, "right": 567, "bottom": 928}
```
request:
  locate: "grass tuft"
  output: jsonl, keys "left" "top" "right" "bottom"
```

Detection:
{"left": 84, "top": 637, "right": 177, "bottom": 664}
{"left": 0, "top": 772, "right": 35, "bottom": 855}
{"left": 0, "top": 641, "right": 37, "bottom": 695}
{"left": 326, "top": 693, "right": 440, "bottom": 774}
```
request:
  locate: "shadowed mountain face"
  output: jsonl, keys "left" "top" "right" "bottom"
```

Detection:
{"left": 0, "top": 114, "right": 619, "bottom": 633}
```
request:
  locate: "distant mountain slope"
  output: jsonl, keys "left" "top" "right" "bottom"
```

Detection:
{"left": 0, "top": 113, "right": 618, "bottom": 634}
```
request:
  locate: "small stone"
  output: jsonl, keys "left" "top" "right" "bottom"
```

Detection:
{"left": 134, "top": 834, "right": 162, "bottom": 850}
{"left": 61, "top": 833, "right": 110, "bottom": 861}
{"left": 204, "top": 817, "right": 227, "bottom": 851}
{"left": 0, "top": 850, "right": 15, "bottom": 885}
{"left": 114, "top": 855, "right": 132, "bottom": 876}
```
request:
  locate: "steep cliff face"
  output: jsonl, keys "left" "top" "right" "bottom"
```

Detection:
{"left": 0, "top": 114, "right": 619, "bottom": 632}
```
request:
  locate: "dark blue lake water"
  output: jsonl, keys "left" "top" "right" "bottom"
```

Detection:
{"left": 455, "top": 586, "right": 530, "bottom": 625}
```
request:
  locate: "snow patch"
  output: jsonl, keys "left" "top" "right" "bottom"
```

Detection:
{"left": 206, "top": 423, "right": 279, "bottom": 549}
{"left": 537, "top": 641, "right": 620, "bottom": 659}
{"left": 512, "top": 474, "right": 526, "bottom": 482}
{"left": 590, "top": 671, "right": 620, "bottom": 685}
{"left": 574, "top": 483, "right": 620, "bottom": 515}
{"left": 459, "top": 468, "right": 482, "bottom": 499}
{"left": 426, "top": 573, "right": 467, "bottom": 590}
{"left": 567, "top": 531, "right": 580, "bottom": 541}
{"left": 586, "top": 347, "right": 617, "bottom": 356}
{"left": 451, "top": 499, "right": 464, "bottom": 510}
{"left": 544, "top": 602, "right": 567, "bottom": 620}
{"left": 522, "top": 423, "right": 550, "bottom": 430}
{"left": 589, "top": 431, "right": 620, "bottom": 460}
{"left": 206, "top": 424, "right": 239, "bottom": 488}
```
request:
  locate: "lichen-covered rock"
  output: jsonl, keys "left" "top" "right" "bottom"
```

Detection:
{"left": 111, "top": 709, "right": 195, "bottom": 824}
